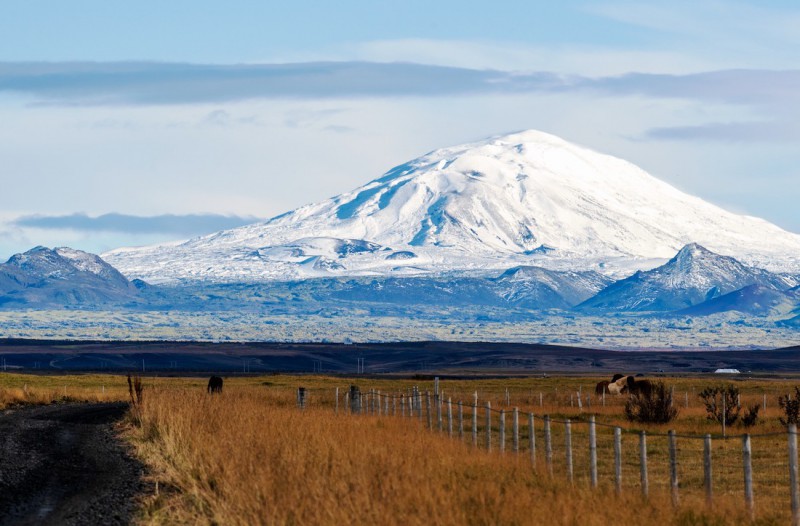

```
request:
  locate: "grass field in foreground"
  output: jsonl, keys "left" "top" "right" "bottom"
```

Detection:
{"left": 60, "top": 373, "right": 791, "bottom": 525}
{"left": 2, "top": 372, "right": 799, "bottom": 523}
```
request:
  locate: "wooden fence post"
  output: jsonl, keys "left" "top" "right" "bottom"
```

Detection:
{"left": 722, "top": 395, "right": 727, "bottom": 438}
{"left": 436, "top": 392, "right": 443, "bottom": 432}
{"left": 401, "top": 394, "right": 406, "bottom": 417}
{"left": 505, "top": 388, "right": 510, "bottom": 406}
{"left": 447, "top": 397, "right": 453, "bottom": 438}
{"left": 376, "top": 390, "right": 381, "bottom": 416}
{"left": 577, "top": 392, "right": 583, "bottom": 412}
{"left": 434, "top": 376, "right": 439, "bottom": 397}
{"left": 473, "top": 392, "right": 478, "bottom": 447}
{"left": 392, "top": 394, "right": 396, "bottom": 416}
{"left": 513, "top": 407, "right": 520, "bottom": 454}
{"left": 500, "top": 410, "right": 506, "bottom": 453}
{"left": 529, "top": 413, "right": 536, "bottom": 467}
{"left": 565, "top": 419, "right": 573, "bottom": 483}
{"left": 742, "top": 434, "right": 753, "bottom": 519}
{"left": 669, "top": 430, "right": 679, "bottom": 507}
{"left": 640, "top": 431, "right": 649, "bottom": 498}
{"left": 486, "top": 402, "right": 492, "bottom": 452}
{"left": 589, "top": 415, "right": 597, "bottom": 488}
{"left": 458, "top": 401, "right": 464, "bottom": 439}
{"left": 345, "top": 391, "right": 350, "bottom": 414}
{"left": 426, "top": 391, "right": 432, "bottom": 429}
{"left": 335, "top": 387, "right": 339, "bottom": 414}
{"left": 704, "top": 434, "right": 713, "bottom": 507}
{"left": 349, "top": 386, "right": 360, "bottom": 414}
{"left": 789, "top": 424, "right": 799, "bottom": 526}
{"left": 539, "top": 392, "right": 543, "bottom": 407}
{"left": 545, "top": 415, "right": 553, "bottom": 474}
{"left": 614, "top": 427, "right": 622, "bottom": 494}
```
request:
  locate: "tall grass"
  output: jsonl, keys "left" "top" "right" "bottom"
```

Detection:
{"left": 0, "top": 372, "right": 128, "bottom": 409}
{"left": 3, "top": 372, "right": 798, "bottom": 524}
{"left": 126, "top": 386, "right": 789, "bottom": 525}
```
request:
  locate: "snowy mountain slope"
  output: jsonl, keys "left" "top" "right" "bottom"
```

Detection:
{"left": 104, "top": 130, "right": 800, "bottom": 283}
{"left": 577, "top": 244, "right": 794, "bottom": 312}
{"left": 677, "top": 284, "right": 800, "bottom": 317}
{"left": 493, "top": 266, "right": 612, "bottom": 307}
{"left": 0, "top": 246, "right": 138, "bottom": 307}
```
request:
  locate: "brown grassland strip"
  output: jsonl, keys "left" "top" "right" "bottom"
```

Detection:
{"left": 125, "top": 378, "right": 797, "bottom": 526}
{"left": 2, "top": 373, "right": 799, "bottom": 524}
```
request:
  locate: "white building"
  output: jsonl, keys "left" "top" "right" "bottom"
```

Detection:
{"left": 714, "top": 368, "right": 741, "bottom": 374}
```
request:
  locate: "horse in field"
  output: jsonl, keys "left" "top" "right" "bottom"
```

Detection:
{"left": 595, "top": 381, "right": 610, "bottom": 395}
{"left": 607, "top": 374, "right": 628, "bottom": 395}
{"left": 626, "top": 377, "right": 653, "bottom": 397}
{"left": 207, "top": 376, "right": 223, "bottom": 394}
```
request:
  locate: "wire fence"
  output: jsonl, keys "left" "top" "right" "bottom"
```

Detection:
{"left": 294, "top": 382, "right": 800, "bottom": 524}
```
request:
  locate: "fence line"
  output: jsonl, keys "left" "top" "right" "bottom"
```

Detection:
{"left": 298, "top": 384, "right": 800, "bottom": 522}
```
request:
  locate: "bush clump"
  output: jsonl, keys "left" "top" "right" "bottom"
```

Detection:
{"left": 699, "top": 385, "right": 740, "bottom": 426}
{"left": 624, "top": 381, "right": 678, "bottom": 424}
{"left": 741, "top": 405, "right": 760, "bottom": 427}
{"left": 779, "top": 387, "right": 800, "bottom": 427}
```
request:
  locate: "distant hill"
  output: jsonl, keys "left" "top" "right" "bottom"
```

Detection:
{"left": 577, "top": 244, "right": 793, "bottom": 312}
{"left": 678, "top": 284, "right": 800, "bottom": 317}
{"left": 0, "top": 246, "right": 139, "bottom": 308}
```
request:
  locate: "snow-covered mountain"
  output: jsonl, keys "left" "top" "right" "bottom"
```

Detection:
{"left": 678, "top": 284, "right": 800, "bottom": 317}
{"left": 493, "top": 266, "right": 612, "bottom": 307}
{"left": 0, "top": 246, "right": 138, "bottom": 307}
{"left": 577, "top": 243, "right": 795, "bottom": 312}
{"left": 104, "top": 130, "right": 800, "bottom": 283}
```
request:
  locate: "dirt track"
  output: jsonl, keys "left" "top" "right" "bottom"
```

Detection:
{"left": 0, "top": 403, "right": 144, "bottom": 525}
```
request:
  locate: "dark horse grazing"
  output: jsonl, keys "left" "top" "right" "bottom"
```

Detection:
{"left": 595, "top": 381, "right": 610, "bottom": 395}
{"left": 626, "top": 376, "right": 653, "bottom": 397}
{"left": 207, "top": 376, "right": 223, "bottom": 394}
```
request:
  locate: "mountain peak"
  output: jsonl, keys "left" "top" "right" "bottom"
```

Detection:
{"left": 104, "top": 130, "right": 800, "bottom": 283}
{"left": 671, "top": 243, "right": 716, "bottom": 266}
{"left": 579, "top": 245, "right": 791, "bottom": 312}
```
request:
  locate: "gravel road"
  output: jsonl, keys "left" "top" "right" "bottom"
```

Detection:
{"left": 0, "top": 402, "right": 145, "bottom": 525}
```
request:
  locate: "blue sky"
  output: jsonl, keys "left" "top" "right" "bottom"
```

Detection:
{"left": 1, "top": 1, "right": 799, "bottom": 258}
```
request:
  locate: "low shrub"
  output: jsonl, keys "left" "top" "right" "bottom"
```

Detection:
{"left": 741, "top": 404, "right": 760, "bottom": 427}
{"left": 624, "top": 381, "right": 678, "bottom": 424}
{"left": 699, "top": 385, "right": 740, "bottom": 426}
{"left": 779, "top": 387, "right": 800, "bottom": 427}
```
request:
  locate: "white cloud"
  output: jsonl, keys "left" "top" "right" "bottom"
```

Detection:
{"left": 345, "top": 38, "right": 720, "bottom": 76}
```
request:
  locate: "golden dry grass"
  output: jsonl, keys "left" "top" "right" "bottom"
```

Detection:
{"left": 3, "top": 371, "right": 798, "bottom": 524}
{"left": 0, "top": 372, "right": 129, "bottom": 408}
{"left": 125, "top": 378, "right": 798, "bottom": 526}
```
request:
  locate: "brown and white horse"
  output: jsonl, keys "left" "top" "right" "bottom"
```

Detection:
{"left": 607, "top": 374, "right": 628, "bottom": 395}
